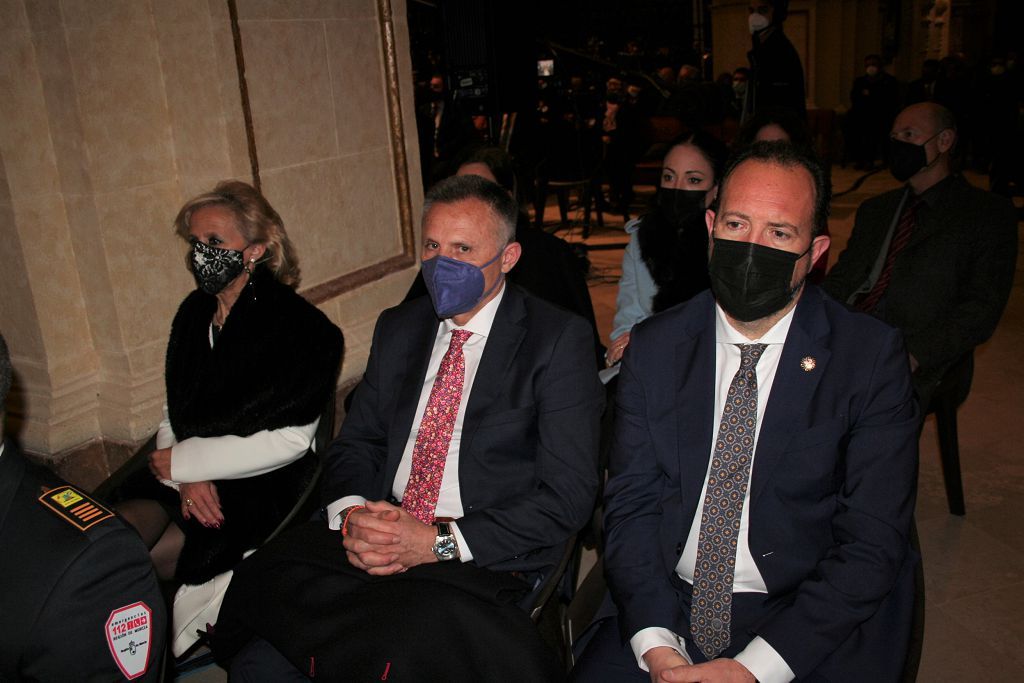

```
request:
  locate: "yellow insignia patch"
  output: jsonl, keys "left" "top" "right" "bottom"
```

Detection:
{"left": 38, "top": 486, "right": 114, "bottom": 531}
{"left": 51, "top": 488, "right": 83, "bottom": 507}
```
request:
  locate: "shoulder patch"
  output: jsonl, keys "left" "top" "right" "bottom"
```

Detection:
{"left": 38, "top": 485, "right": 115, "bottom": 531}
{"left": 105, "top": 602, "right": 153, "bottom": 679}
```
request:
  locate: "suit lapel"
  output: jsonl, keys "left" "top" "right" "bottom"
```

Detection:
{"left": 385, "top": 304, "right": 441, "bottom": 491}
{"left": 460, "top": 285, "right": 527, "bottom": 457}
{"left": 675, "top": 295, "right": 718, "bottom": 512}
{"left": 749, "top": 287, "right": 831, "bottom": 510}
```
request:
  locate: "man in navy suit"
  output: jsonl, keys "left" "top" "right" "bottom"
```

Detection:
{"left": 576, "top": 142, "right": 919, "bottom": 682}
{"left": 216, "top": 175, "right": 604, "bottom": 681}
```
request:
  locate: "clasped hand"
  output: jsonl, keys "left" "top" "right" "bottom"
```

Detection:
{"left": 343, "top": 500, "right": 437, "bottom": 575}
{"left": 644, "top": 647, "right": 755, "bottom": 683}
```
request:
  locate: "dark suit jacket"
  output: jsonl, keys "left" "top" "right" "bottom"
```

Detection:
{"left": 825, "top": 175, "right": 1018, "bottom": 387}
{"left": 603, "top": 287, "right": 919, "bottom": 680}
{"left": 323, "top": 283, "right": 604, "bottom": 574}
{"left": 0, "top": 441, "right": 166, "bottom": 681}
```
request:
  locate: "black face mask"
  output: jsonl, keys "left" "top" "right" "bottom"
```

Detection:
{"left": 190, "top": 240, "right": 247, "bottom": 295}
{"left": 888, "top": 131, "right": 942, "bottom": 182}
{"left": 657, "top": 188, "right": 708, "bottom": 229}
{"left": 708, "top": 237, "right": 810, "bottom": 322}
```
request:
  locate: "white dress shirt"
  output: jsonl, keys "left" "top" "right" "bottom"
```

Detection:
{"left": 630, "top": 303, "right": 798, "bottom": 683}
{"left": 326, "top": 285, "right": 507, "bottom": 561}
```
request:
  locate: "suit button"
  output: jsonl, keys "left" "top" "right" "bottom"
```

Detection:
{"left": 675, "top": 543, "right": 683, "bottom": 556}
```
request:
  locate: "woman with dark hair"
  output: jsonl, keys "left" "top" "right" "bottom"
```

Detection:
{"left": 109, "top": 181, "right": 343, "bottom": 599}
{"left": 606, "top": 131, "right": 728, "bottom": 366}
{"left": 734, "top": 105, "right": 813, "bottom": 150}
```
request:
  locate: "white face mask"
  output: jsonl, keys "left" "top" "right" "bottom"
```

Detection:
{"left": 749, "top": 13, "right": 770, "bottom": 34}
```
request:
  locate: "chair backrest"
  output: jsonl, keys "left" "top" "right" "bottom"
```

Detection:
{"left": 527, "top": 533, "right": 580, "bottom": 623}
{"left": 262, "top": 391, "right": 337, "bottom": 544}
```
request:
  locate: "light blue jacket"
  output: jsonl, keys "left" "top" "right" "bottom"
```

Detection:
{"left": 612, "top": 217, "right": 657, "bottom": 340}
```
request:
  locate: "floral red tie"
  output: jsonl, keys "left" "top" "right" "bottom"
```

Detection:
{"left": 402, "top": 329, "right": 472, "bottom": 524}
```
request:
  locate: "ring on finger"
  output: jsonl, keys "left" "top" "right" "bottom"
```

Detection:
{"left": 185, "top": 497, "right": 194, "bottom": 507}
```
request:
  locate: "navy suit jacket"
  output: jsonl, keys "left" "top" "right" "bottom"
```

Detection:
{"left": 603, "top": 286, "right": 919, "bottom": 680}
{"left": 322, "top": 283, "right": 604, "bottom": 574}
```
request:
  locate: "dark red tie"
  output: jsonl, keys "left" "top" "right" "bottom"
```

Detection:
{"left": 402, "top": 330, "right": 472, "bottom": 524}
{"left": 856, "top": 195, "right": 923, "bottom": 313}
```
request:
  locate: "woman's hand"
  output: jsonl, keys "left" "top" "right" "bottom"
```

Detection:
{"left": 148, "top": 447, "right": 173, "bottom": 480}
{"left": 605, "top": 331, "right": 632, "bottom": 367}
{"left": 180, "top": 481, "right": 223, "bottom": 528}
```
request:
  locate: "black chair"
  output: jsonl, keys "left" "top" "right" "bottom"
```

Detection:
{"left": 523, "top": 534, "right": 582, "bottom": 671}
{"left": 924, "top": 351, "right": 974, "bottom": 516}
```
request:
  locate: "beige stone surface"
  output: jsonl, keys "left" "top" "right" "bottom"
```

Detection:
{"left": 326, "top": 17, "right": 389, "bottom": 155}
{"left": 236, "top": 0, "right": 376, "bottom": 21}
{"left": 261, "top": 148, "right": 401, "bottom": 288}
{"left": 0, "top": 28, "right": 61, "bottom": 199}
{"left": 153, "top": 3, "right": 236, "bottom": 187}
{"left": 240, "top": 18, "right": 337, "bottom": 169}
{"left": 65, "top": 20, "right": 175, "bottom": 192}
{"left": 23, "top": 0, "right": 61, "bottom": 32}
{"left": 32, "top": 28, "right": 92, "bottom": 196}
{"left": 0, "top": 0, "right": 28, "bottom": 31}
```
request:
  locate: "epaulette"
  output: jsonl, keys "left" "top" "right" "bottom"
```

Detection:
{"left": 37, "top": 485, "right": 115, "bottom": 531}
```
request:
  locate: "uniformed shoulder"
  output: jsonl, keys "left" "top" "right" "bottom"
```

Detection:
{"left": 36, "top": 484, "right": 120, "bottom": 537}
{"left": 20, "top": 459, "right": 132, "bottom": 545}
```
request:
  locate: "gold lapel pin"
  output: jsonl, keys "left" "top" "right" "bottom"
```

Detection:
{"left": 800, "top": 356, "right": 816, "bottom": 372}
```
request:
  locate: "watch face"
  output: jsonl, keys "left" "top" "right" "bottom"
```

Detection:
{"left": 435, "top": 536, "right": 457, "bottom": 560}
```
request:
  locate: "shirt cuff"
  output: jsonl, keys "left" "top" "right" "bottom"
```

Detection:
{"left": 734, "top": 636, "right": 796, "bottom": 683}
{"left": 449, "top": 521, "right": 474, "bottom": 563}
{"left": 629, "top": 627, "right": 692, "bottom": 671}
{"left": 326, "top": 495, "right": 367, "bottom": 530}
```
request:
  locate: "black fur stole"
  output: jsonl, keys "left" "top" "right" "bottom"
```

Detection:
{"left": 165, "top": 267, "right": 343, "bottom": 584}
{"left": 636, "top": 210, "right": 712, "bottom": 314}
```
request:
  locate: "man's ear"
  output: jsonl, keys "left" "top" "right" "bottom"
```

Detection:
{"left": 810, "top": 234, "right": 831, "bottom": 266}
{"left": 937, "top": 128, "right": 956, "bottom": 154}
{"left": 500, "top": 241, "right": 521, "bottom": 273}
{"left": 705, "top": 208, "right": 716, "bottom": 238}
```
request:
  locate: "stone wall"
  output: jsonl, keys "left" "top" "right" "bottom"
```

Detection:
{"left": 0, "top": 0, "right": 419, "bottom": 481}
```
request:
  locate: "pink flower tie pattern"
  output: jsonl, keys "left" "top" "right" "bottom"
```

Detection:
{"left": 402, "top": 329, "right": 472, "bottom": 524}
{"left": 690, "top": 343, "right": 766, "bottom": 660}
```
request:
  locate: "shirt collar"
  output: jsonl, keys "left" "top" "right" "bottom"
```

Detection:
{"left": 715, "top": 301, "right": 797, "bottom": 345}
{"left": 443, "top": 281, "right": 506, "bottom": 340}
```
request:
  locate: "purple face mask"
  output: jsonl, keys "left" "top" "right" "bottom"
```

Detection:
{"left": 421, "top": 249, "right": 504, "bottom": 319}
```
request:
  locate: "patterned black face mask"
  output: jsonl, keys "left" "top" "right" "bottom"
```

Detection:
{"left": 190, "top": 240, "right": 246, "bottom": 295}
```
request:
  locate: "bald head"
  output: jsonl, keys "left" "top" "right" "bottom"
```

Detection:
{"left": 900, "top": 102, "right": 956, "bottom": 137}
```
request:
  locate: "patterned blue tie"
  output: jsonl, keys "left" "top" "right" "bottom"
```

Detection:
{"left": 690, "top": 343, "right": 767, "bottom": 660}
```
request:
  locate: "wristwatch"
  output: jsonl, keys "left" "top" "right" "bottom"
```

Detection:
{"left": 431, "top": 522, "right": 459, "bottom": 562}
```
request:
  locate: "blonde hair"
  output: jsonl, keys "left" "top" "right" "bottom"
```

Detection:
{"left": 174, "top": 180, "right": 301, "bottom": 287}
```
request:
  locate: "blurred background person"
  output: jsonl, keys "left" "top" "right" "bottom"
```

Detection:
{"left": 844, "top": 54, "right": 901, "bottom": 170}
{"left": 745, "top": 0, "right": 806, "bottom": 121}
